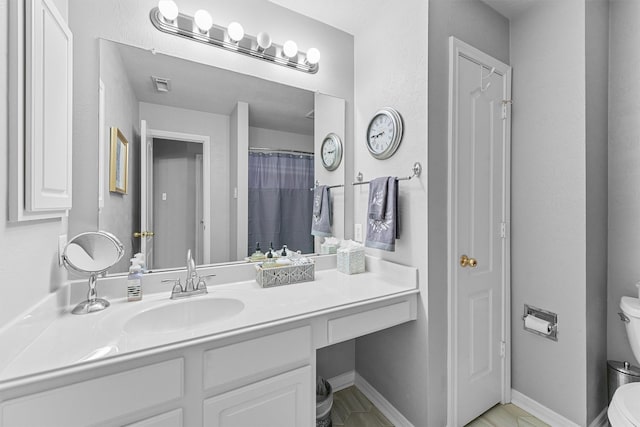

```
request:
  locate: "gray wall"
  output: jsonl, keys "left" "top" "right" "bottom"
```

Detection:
{"left": 0, "top": 0, "right": 69, "bottom": 328}
{"left": 152, "top": 139, "right": 202, "bottom": 268}
{"left": 585, "top": 0, "right": 609, "bottom": 422}
{"left": 510, "top": 1, "right": 588, "bottom": 424}
{"left": 317, "top": 341, "right": 355, "bottom": 380}
{"left": 249, "top": 127, "right": 313, "bottom": 152}
{"left": 99, "top": 39, "right": 140, "bottom": 273}
{"left": 351, "top": 0, "right": 428, "bottom": 425}
{"left": 422, "top": 1, "right": 509, "bottom": 425}
{"left": 140, "top": 102, "right": 230, "bottom": 264}
{"left": 608, "top": 0, "right": 640, "bottom": 365}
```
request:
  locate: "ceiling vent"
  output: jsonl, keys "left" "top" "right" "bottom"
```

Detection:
{"left": 151, "top": 76, "right": 171, "bottom": 93}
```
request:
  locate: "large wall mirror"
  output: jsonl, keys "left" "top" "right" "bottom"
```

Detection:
{"left": 96, "top": 39, "right": 345, "bottom": 274}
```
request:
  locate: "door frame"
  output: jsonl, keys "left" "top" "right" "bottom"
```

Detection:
{"left": 146, "top": 127, "right": 212, "bottom": 265}
{"left": 446, "top": 36, "right": 512, "bottom": 426}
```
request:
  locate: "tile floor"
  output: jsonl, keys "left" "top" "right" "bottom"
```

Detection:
{"left": 328, "top": 387, "right": 548, "bottom": 427}
{"left": 465, "top": 404, "right": 550, "bottom": 427}
{"left": 331, "top": 386, "right": 394, "bottom": 427}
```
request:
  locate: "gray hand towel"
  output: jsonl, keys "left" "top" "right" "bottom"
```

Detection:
{"left": 311, "top": 186, "right": 332, "bottom": 237}
{"left": 365, "top": 177, "right": 398, "bottom": 251}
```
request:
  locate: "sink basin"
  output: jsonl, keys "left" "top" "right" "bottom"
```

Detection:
{"left": 124, "top": 297, "right": 244, "bottom": 334}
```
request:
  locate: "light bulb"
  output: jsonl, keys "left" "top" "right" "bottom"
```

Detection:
{"left": 283, "top": 40, "right": 298, "bottom": 59}
{"left": 306, "top": 48, "right": 320, "bottom": 65}
{"left": 194, "top": 10, "right": 213, "bottom": 33}
{"left": 158, "top": 0, "right": 179, "bottom": 22}
{"left": 227, "top": 22, "right": 244, "bottom": 42}
{"left": 256, "top": 32, "right": 272, "bottom": 51}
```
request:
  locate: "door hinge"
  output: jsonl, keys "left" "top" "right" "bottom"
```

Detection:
{"left": 500, "top": 222, "right": 507, "bottom": 239}
{"left": 501, "top": 99, "right": 512, "bottom": 119}
{"left": 500, "top": 341, "right": 506, "bottom": 358}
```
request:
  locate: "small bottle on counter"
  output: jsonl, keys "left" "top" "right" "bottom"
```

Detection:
{"left": 127, "top": 260, "right": 143, "bottom": 302}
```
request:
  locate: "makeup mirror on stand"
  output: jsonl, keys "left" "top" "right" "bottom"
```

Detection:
{"left": 62, "top": 231, "right": 125, "bottom": 314}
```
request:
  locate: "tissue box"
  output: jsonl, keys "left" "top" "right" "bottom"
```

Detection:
{"left": 255, "top": 261, "right": 315, "bottom": 288}
{"left": 320, "top": 242, "right": 338, "bottom": 254}
{"left": 337, "top": 247, "right": 365, "bottom": 274}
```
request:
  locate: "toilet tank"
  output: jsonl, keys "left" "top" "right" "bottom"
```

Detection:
{"left": 621, "top": 296, "right": 640, "bottom": 365}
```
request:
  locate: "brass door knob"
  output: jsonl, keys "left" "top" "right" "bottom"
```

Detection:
{"left": 133, "top": 231, "right": 155, "bottom": 238}
{"left": 460, "top": 255, "right": 478, "bottom": 268}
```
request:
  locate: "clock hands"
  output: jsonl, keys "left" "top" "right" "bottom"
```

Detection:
{"left": 371, "top": 131, "right": 385, "bottom": 140}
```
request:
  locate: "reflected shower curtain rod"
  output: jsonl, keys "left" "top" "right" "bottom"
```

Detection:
{"left": 249, "top": 147, "right": 314, "bottom": 156}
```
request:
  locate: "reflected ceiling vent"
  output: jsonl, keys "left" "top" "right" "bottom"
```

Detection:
{"left": 305, "top": 109, "right": 314, "bottom": 119}
{"left": 151, "top": 76, "right": 172, "bottom": 93}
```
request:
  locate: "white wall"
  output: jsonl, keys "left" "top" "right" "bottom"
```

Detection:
{"left": 510, "top": 1, "right": 588, "bottom": 424}
{"left": 423, "top": 1, "right": 509, "bottom": 425}
{"left": 140, "top": 102, "right": 230, "bottom": 264}
{"left": 608, "top": 0, "right": 640, "bottom": 366}
{"left": 0, "top": 0, "right": 70, "bottom": 329}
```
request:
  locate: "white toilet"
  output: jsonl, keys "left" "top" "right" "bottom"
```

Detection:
{"left": 609, "top": 296, "right": 640, "bottom": 426}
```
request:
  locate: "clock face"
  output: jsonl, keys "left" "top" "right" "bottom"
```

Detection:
{"left": 366, "top": 108, "right": 403, "bottom": 159}
{"left": 320, "top": 133, "right": 342, "bottom": 171}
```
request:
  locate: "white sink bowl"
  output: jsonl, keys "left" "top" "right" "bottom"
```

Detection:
{"left": 124, "top": 297, "right": 244, "bottom": 334}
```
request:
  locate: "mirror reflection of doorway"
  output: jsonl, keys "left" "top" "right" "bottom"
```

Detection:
{"left": 153, "top": 138, "right": 204, "bottom": 268}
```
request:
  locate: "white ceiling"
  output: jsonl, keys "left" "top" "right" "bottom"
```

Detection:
{"left": 269, "top": 0, "right": 539, "bottom": 31}
{"left": 479, "top": 0, "right": 538, "bottom": 20}
{"left": 114, "top": 41, "right": 315, "bottom": 136}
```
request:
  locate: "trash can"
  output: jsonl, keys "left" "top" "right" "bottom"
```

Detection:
{"left": 607, "top": 360, "right": 640, "bottom": 403}
{"left": 316, "top": 376, "right": 333, "bottom": 427}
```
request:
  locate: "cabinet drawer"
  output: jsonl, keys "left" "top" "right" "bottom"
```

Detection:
{"left": 1, "top": 358, "right": 183, "bottom": 427}
{"left": 203, "top": 365, "right": 312, "bottom": 427}
{"left": 126, "top": 409, "right": 183, "bottom": 427}
{"left": 328, "top": 300, "right": 412, "bottom": 344}
{"left": 204, "top": 326, "right": 311, "bottom": 391}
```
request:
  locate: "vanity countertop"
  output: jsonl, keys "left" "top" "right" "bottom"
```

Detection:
{"left": 0, "top": 255, "right": 418, "bottom": 389}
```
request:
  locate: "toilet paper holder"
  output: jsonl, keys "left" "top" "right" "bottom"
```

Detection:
{"left": 522, "top": 304, "right": 558, "bottom": 341}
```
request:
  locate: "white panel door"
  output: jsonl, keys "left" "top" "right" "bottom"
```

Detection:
{"left": 203, "top": 366, "right": 312, "bottom": 427}
{"left": 25, "top": 0, "right": 72, "bottom": 212}
{"left": 448, "top": 37, "right": 511, "bottom": 426}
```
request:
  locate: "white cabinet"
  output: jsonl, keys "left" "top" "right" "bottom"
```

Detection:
{"left": 125, "top": 409, "right": 183, "bottom": 427}
{"left": 203, "top": 366, "right": 312, "bottom": 427}
{"left": 9, "top": 0, "right": 73, "bottom": 221}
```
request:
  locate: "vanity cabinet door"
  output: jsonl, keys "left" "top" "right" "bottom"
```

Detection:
{"left": 9, "top": 0, "right": 73, "bottom": 220}
{"left": 25, "top": 0, "right": 73, "bottom": 212}
{"left": 203, "top": 365, "right": 313, "bottom": 427}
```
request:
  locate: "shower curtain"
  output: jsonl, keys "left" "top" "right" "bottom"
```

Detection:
{"left": 248, "top": 152, "right": 314, "bottom": 256}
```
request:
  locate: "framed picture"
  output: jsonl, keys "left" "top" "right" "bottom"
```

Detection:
{"left": 109, "top": 127, "right": 128, "bottom": 194}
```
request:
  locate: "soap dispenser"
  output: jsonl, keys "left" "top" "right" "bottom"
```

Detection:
{"left": 127, "top": 259, "right": 143, "bottom": 302}
{"left": 249, "top": 242, "right": 265, "bottom": 261}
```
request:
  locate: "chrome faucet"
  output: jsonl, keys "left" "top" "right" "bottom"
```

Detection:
{"left": 162, "top": 249, "right": 214, "bottom": 299}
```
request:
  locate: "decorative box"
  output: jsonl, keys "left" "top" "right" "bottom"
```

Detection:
{"left": 337, "top": 247, "right": 365, "bottom": 275}
{"left": 255, "top": 261, "right": 315, "bottom": 288}
{"left": 320, "top": 242, "right": 338, "bottom": 254}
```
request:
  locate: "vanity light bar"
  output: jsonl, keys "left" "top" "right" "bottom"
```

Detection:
{"left": 149, "top": 7, "right": 319, "bottom": 74}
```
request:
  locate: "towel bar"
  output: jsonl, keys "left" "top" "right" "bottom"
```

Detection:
{"left": 353, "top": 162, "right": 422, "bottom": 186}
{"left": 310, "top": 181, "right": 345, "bottom": 191}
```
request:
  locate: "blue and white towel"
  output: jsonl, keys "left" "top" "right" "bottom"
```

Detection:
{"left": 311, "top": 185, "right": 332, "bottom": 237}
{"left": 365, "top": 176, "right": 399, "bottom": 251}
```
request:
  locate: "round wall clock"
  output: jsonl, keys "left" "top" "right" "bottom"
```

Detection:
{"left": 366, "top": 107, "right": 404, "bottom": 159}
{"left": 320, "top": 133, "right": 343, "bottom": 171}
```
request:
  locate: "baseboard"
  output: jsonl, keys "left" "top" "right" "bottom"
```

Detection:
{"left": 355, "top": 372, "right": 415, "bottom": 427}
{"left": 511, "top": 389, "right": 581, "bottom": 427}
{"left": 589, "top": 407, "right": 609, "bottom": 427}
{"left": 326, "top": 370, "right": 355, "bottom": 392}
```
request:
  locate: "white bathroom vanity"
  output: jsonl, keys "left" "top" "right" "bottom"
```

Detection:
{"left": 0, "top": 255, "right": 418, "bottom": 427}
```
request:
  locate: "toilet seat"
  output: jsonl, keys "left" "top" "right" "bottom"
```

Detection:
{"left": 609, "top": 383, "right": 640, "bottom": 426}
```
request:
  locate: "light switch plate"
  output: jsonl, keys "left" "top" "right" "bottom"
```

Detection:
{"left": 58, "top": 234, "right": 67, "bottom": 266}
{"left": 354, "top": 224, "right": 363, "bottom": 242}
